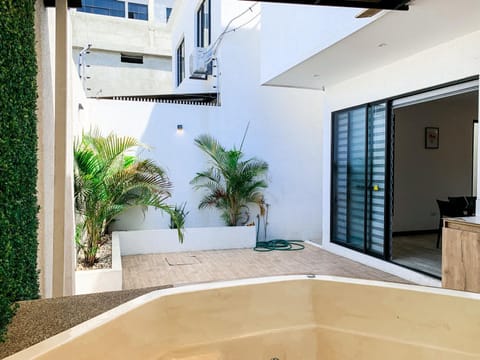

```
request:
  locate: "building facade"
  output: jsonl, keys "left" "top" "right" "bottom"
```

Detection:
{"left": 33, "top": 0, "right": 480, "bottom": 296}
{"left": 71, "top": 0, "right": 175, "bottom": 97}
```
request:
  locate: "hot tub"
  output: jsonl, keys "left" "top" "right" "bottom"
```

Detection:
{"left": 7, "top": 276, "right": 480, "bottom": 359}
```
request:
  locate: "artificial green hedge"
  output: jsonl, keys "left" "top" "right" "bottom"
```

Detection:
{"left": 0, "top": 0, "right": 39, "bottom": 341}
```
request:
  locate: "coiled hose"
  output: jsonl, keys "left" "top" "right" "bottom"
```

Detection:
{"left": 254, "top": 212, "right": 305, "bottom": 251}
{"left": 254, "top": 239, "right": 305, "bottom": 252}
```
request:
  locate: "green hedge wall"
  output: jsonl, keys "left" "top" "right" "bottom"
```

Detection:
{"left": 0, "top": 0, "right": 39, "bottom": 341}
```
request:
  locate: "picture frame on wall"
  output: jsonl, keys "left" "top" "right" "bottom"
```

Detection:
{"left": 425, "top": 127, "right": 439, "bottom": 149}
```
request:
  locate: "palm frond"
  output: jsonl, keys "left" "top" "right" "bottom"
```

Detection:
{"left": 192, "top": 134, "right": 269, "bottom": 226}
{"left": 74, "top": 130, "right": 180, "bottom": 266}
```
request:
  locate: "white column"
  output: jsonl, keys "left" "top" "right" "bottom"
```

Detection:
{"left": 53, "top": 0, "right": 74, "bottom": 297}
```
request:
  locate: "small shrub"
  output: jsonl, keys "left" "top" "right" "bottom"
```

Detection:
{"left": 170, "top": 202, "right": 189, "bottom": 229}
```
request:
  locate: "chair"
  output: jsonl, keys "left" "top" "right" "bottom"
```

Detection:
{"left": 448, "top": 196, "right": 477, "bottom": 216}
{"left": 465, "top": 196, "right": 476, "bottom": 216}
{"left": 436, "top": 200, "right": 454, "bottom": 249}
{"left": 448, "top": 196, "right": 469, "bottom": 217}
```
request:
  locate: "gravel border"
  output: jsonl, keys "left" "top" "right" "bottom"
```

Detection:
{"left": 0, "top": 285, "right": 172, "bottom": 359}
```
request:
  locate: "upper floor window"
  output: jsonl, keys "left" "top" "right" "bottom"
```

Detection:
{"left": 121, "top": 53, "right": 143, "bottom": 64}
{"left": 78, "top": 0, "right": 125, "bottom": 18}
{"left": 176, "top": 39, "right": 185, "bottom": 86}
{"left": 196, "top": 0, "right": 211, "bottom": 48}
{"left": 78, "top": 0, "right": 148, "bottom": 21}
{"left": 128, "top": 2, "right": 148, "bottom": 20}
{"left": 166, "top": 7, "right": 172, "bottom": 22}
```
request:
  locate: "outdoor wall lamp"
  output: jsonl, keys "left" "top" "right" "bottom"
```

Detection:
{"left": 177, "top": 124, "right": 184, "bottom": 134}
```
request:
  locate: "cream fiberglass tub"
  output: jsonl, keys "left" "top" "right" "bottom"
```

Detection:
{"left": 7, "top": 276, "right": 480, "bottom": 360}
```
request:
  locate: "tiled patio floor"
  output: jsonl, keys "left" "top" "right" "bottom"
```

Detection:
{"left": 122, "top": 243, "right": 408, "bottom": 289}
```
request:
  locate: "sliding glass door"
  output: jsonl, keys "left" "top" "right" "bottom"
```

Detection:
{"left": 331, "top": 102, "right": 388, "bottom": 258}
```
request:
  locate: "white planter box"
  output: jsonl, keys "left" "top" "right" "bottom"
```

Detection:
{"left": 117, "top": 226, "right": 257, "bottom": 256}
{"left": 75, "top": 234, "right": 123, "bottom": 295}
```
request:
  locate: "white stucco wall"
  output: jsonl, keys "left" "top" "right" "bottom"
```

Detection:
{"left": 71, "top": 9, "right": 171, "bottom": 55}
{"left": 153, "top": 0, "right": 175, "bottom": 24}
{"left": 259, "top": 3, "right": 379, "bottom": 84}
{"left": 71, "top": 9, "right": 173, "bottom": 97}
{"left": 82, "top": 0, "right": 325, "bottom": 243}
{"left": 87, "top": 83, "right": 324, "bottom": 243}
{"left": 71, "top": 48, "right": 172, "bottom": 97}
{"left": 320, "top": 30, "right": 480, "bottom": 283}
{"left": 170, "top": 0, "right": 218, "bottom": 93}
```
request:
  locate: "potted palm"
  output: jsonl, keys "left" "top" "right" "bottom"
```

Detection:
{"left": 191, "top": 134, "right": 268, "bottom": 226}
{"left": 101, "top": 134, "right": 267, "bottom": 262}
{"left": 74, "top": 130, "right": 183, "bottom": 293}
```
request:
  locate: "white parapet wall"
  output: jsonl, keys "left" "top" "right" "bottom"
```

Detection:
{"left": 75, "top": 234, "right": 123, "bottom": 295}
{"left": 117, "top": 226, "right": 257, "bottom": 256}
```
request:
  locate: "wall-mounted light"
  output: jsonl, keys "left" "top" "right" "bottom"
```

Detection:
{"left": 177, "top": 124, "right": 184, "bottom": 134}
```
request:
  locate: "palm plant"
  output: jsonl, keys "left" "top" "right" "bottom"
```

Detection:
{"left": 169, "top": 202, "right": 189, "bottom": 229}
{"left": 191, "top": 134, "right": 268, "bottom": 226}
{"left": 74, "top": 130, "right": 182, "bottom": 267}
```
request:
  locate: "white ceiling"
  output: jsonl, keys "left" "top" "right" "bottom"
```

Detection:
{"left": 264, "top": 0, "right": 480, "bottom": 90}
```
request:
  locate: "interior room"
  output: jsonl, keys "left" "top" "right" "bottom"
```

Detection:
{"left": 391, "top": 90, "right": 479, "bottom": 277}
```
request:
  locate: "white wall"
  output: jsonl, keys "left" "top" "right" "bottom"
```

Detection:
{"left": 72, "top": 48, "right": 172, "bottom": 97}
{"left": 85, "top": 99, "right": 219, "bottom": 229}
{"left": 153, "top": 0, "right": 175, "bottom": 24}
{"left": 71, "top": 10, "right": 173, "bottom": 97}
{"left": 85, "top": 0, "right": 325, "bottom": 243}
{"left": 71, "top": 11, "right": 171, "bottom": 56}
{"left": 170, "top": 0, "right": 218, "bottom": 93}
{"left": 326, "top": 31, "right": 480, "bottom": 111}
{"left": 393, "top": 93, "right": 478, "bottom": 232}
{"left": 259, "top": 3, "right": 379, "bottom": 84}
{"left": 321, "top": 30, "right": 480, "bottom": 279}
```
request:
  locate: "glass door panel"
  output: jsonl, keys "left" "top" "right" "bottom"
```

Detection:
{"left": 366, "top": 103, "right": 387, "bottom": 255}
{"left": 332, "top": 102, "right": 388, "bottom": 258}
{"left": 332, "top": 107, "right": 367, "bottom": 251}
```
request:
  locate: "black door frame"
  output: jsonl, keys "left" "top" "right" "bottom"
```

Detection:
{"left": 330, "top": 100, "right": 390, "bottom": 260}
{"left": 330, "top": 75, "right": 479, "bottom": 267}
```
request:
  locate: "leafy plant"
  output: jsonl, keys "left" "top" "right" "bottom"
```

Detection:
{"left": 74, "top": 130, "right": 183, "bottom": 267}
{"left": 191, "top": 134, "right": 268, "bottom": 226}
{"left": 170, "top": 202, "right": 189, "bottom": 229}
{"left": 0, "top": 0, "right": 39, "bottom": 341}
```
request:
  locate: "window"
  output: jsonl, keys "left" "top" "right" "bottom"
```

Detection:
{"left": 78, "top": 0, "right": 125, "bottom": 18}
{"left": 196, "top": 0, "right": 211, "bottom": 48}
{"left": 128, "top": 2, "right": 148, "bottom": 20}
{"left": 121, "top": 53, "right": 143, "bottom": 64}
{"left": 78, "top": 0, "right": 149, "bottom": 21}
{"left": 166, "top": 7, "right": 172, "bottom": 22}
{"left": 176, "top": 39, "right": 185, "bottom": 86}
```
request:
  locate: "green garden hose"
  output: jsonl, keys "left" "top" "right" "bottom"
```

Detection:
{"left": 254, "top": 239, "right": 305, "bottom": 252}
{"left": 254, "top": 211, "right": 305, "bottom": 251}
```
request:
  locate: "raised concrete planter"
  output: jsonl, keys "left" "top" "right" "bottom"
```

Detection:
{"left": 74, "top": 226, "right": 256, "bottom": 294}
{"left": 74, "top": 234, "right": 123, "bottom": 295}
{"left": 117, "top": 226, "right": 257, "bottom": 256}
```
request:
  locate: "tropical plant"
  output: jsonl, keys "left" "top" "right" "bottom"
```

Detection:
{"left": 74, "top": 130, "right": 183, "bottom": 267}
{"left": 191, "top": 134, "right": 268, "bottom": 226}
{"left": 169, "top": 202, "right": 189, "bottom": 229}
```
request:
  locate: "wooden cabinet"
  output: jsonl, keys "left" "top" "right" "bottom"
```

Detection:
{"left": 442, "top": 218, "right": 480, "bottom": 293}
